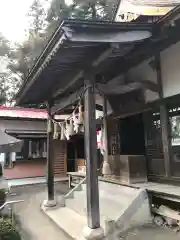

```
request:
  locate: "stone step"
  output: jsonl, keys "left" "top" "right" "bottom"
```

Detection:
{"left": 65, "top": 192, "right": 87, "bottom": 217}
{"left": 98, "top": 181, "right": 140, "bottom": 195}
{"left": 66, "top": 183, "right": 144, "bottom": 222}
{"left": 42, "top": 205, "right": 86, "bottom": 240}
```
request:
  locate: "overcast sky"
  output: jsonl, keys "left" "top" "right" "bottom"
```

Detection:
{"left": 0, "top": 0, "right": 73, "bottom": 42}
{"left": 0, "top": 0, "right": 34, "bottom": 42}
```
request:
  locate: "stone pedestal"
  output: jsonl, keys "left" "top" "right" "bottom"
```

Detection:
{"left": 83, "top": 226, "right": 104, "bottom": 240}
{"left": 42, "top": 199, "right": 56, "bottom": 208}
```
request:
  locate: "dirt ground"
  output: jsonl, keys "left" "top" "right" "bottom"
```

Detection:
{"left": 7, "top": 183, "right": 180, "bottom": 240}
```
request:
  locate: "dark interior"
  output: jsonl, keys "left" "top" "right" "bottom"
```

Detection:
{"left": 120, "top": 113, "right": 146, "bottom": 155}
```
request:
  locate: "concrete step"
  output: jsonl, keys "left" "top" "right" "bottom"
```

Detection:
{"left": 98, "top": 181, "right": 140, "bottom": 196}
{"left": 66, "top": 190, "right": 86, "bottom": 216}
{"left": 66, "top": 182, "right": 145, "bottom": 222}
{"left": 42, "top": 205, "right": 86, "bottom": 240}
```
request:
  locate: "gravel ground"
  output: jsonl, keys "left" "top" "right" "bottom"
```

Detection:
{"left": 7, "top": 183, "right": 180, "bottom": 240}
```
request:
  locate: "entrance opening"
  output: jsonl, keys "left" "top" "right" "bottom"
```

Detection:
{"left": 120, "top": 113, "right": 145, "bottom": 155}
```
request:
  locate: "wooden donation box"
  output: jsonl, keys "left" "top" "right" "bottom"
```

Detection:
{"left": 119, "top": 155, "right": 147, "bottom": 184}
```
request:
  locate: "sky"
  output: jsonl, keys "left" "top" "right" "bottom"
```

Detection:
{"left": 0, "top": 0, "right": 73, "bottom": 43}
{"left": 0, "top": 0, "right": 34, "bottom": 42}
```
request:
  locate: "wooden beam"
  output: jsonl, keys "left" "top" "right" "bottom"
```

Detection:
{"left": 129, "top": 80, "right": 159, "bottom": 92}
{"left": 51, "top": 88, "right": 83, "bottom": 115}
{"left": 103, "top": 24, "right": 180, "bottom": 85}
{"left": 52, "top": 90, "right": 104, "bottom": 115}
{"left": 155, "top": 54, "right": 171, "bottom": 178}
{"left": 52, "top": 47, "right": 115, "bottom": 99}
{"left": 98, "top": 80, "right": 159, "bottom": 95}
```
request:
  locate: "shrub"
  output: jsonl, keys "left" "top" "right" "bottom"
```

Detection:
{"left": 0, "top": 218, "right": 21, "bottom": 239}
{"left": 0, "top": 189, "right": 6, "bottom": 207}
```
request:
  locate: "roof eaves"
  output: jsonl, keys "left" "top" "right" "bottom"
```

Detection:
{"left": 16, "top": 20, "right": 154, "bottom": 105}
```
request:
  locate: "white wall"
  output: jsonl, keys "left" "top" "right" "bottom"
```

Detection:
{"left": 125, "top": 40, "right": 180, "bottom": 102}
{"left": 161, "top": 41, "right": 180, "bottom": 98}
{"left": 127, "top": 59, "right": 159, "bottom": 103}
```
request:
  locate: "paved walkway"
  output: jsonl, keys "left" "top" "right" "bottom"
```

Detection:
{"left": 10, "top": 184, "right": 71, "bottom": 240}
{"left": 8, "top": 183, "right": 180, "bottom": 240}
{"left": 7, "top": 176, "right": 68, "bottom": 187}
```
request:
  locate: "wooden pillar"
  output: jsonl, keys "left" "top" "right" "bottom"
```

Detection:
{"left": 155, "top": 54, "right": 171, "bottom": 177}
{"left": 84, "top": 73, "right": 100, "bottom": 229}
{"left": 102, "top": 95, "right": 111, "bottom": 176}
{"left": 46, "top": 102, "right": 55, "bottom": 203}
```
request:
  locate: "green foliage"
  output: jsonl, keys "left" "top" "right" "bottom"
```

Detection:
{"left": 0, "top": 218, "right": 21, "bottom": 240}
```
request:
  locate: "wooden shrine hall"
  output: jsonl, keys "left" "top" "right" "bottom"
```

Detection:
{"left": 15, "top": 7, "right": 180, "bottom": 238}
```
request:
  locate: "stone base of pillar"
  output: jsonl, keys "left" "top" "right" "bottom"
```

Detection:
{"left": 102, "top": 161, "right": 111, "bottom": 176}
{"left": 83, "top": 226, "right": 104, "bottom": 240}
{"left": 42, "top": 199, "right": 57, "bottom": 208}
{"left": 58, "top": 196, "right": 65, "bottom": 207}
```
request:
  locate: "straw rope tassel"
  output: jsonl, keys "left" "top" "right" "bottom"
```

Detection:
{"left": 47, "top": 119, "right": 52, "bottom": 133}
{"left": 78, "top": 104, "right": 84, "bottom": 124}
{"left": 60, "top": 122, "right": 66, "bottom": 140}
{"left": 53, "top": 122, "right": 59, "bottom": 139}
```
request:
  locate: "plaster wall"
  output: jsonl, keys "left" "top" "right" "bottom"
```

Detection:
{"left": 161, "top": 40, "right": 180, "bottom": 98}
{"left": 127, "top": 58, "right": 159, "bottom": 103}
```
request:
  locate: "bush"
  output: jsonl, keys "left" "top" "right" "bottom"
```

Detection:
{"left": 0, "top": 189, "right": 6, "bottom": 207}
{"left": 0, "top": 218, "right": 21, "bottom": 239}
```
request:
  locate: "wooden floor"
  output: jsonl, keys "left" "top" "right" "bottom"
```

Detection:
{"left": 99, "top": 177, "right": 180, "bottom": 200}
{"left": 132, "top": 182, "right": 180, "bottom": 199}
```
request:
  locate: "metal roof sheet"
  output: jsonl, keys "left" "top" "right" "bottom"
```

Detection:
{"left": 0, "top": 107, "right": 69, "bottom": 120}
